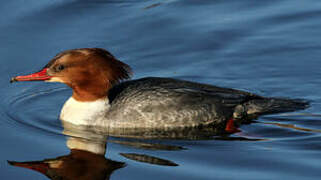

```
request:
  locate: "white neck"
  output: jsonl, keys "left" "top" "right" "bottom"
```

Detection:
{"left": 60, "top": 97, "right": 110, "bottom": 126}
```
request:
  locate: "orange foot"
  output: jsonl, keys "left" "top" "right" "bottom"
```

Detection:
{"left": 225, "top": 118, "right": 241, "bottom": 133}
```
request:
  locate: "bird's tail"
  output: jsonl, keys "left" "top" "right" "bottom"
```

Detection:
{"left": 232, "top": 97, "right": 309, "bottom": 120}
{"left": 243, "top": 97, "right": 309, "bottom": 116}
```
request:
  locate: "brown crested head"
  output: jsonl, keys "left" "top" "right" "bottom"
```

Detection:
{"left": 11, "top": 48, "right": 132, "bottom": 101}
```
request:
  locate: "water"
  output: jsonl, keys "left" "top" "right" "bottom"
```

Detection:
{"left": 1, "top": 0, "right": 321, "bottom": 179}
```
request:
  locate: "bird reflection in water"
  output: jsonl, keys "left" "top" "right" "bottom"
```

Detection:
{"left": 8, "top": 149, "right": 124, "bottom": 180}
{"left": 7, "top": 121, "right": 188, "bottom": 179}
{"left": 8, "top": 122, "right": 125, "bottom": 180}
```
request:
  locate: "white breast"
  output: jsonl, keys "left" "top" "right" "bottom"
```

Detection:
{"left": 60, "top": 97, "right": 110, "bottom": 126}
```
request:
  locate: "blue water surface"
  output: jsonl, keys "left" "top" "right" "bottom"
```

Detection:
{"left": 1, "top": 0, "right": 321, "bottom": 179}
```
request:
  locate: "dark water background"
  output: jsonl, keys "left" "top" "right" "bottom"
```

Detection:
{"left": 1, "top": 0, "right": 321, "bottom": 179}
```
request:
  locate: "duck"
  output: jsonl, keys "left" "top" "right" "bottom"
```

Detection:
{"left": 10, "top": 48, "right": 309, "bottom": 131}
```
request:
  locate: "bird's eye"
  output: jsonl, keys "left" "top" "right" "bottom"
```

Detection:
{"left": 56, "top": 64, "right": 65, "bottom": 72}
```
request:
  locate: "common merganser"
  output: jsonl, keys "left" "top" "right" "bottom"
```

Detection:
{"left": 10, "top": 48, "right": 309, "bottom": 130}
